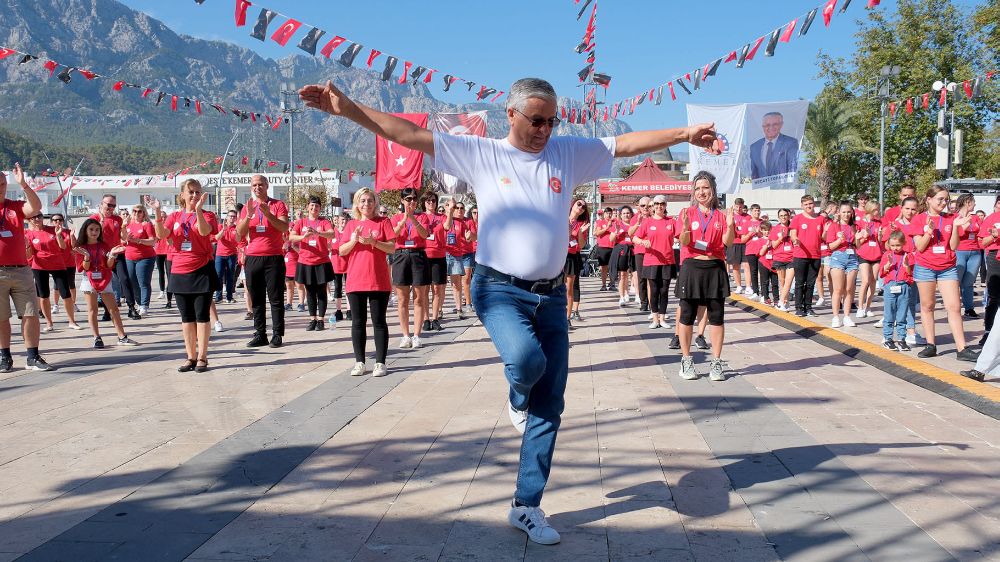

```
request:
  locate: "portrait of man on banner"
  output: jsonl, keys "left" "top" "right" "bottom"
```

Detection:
{"left": 746, "top": 100, "right": 807, "bottom": 188}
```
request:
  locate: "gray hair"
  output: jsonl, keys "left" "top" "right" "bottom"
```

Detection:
{"left": 506, "top": 78, "right": 557, "bottom": 112}
{"left": 762, "top": 111, "right": 784, "bottom": 121}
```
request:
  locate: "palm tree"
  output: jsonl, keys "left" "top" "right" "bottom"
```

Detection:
{"left": 803, "top": 97, "right": 867, "bottom": 208}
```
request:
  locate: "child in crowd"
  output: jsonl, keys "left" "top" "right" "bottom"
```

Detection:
{"left": 73, "top": 218, "right": 138, "bottom": 349}
{"left": 879, "top": 230, "right": 914, "bottom": 351}
{"left": 753, "top": 222, "right": 779, "bottom": 305}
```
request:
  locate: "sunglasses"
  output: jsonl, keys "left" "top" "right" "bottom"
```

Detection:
{"left": 653, "top": 202, "right": 666, "bottom": 206}
{"left": 104, "top": 203, "right": 117, "bottom": 209}
{"left": 513, "top": 108, "right": 561, "bottom": 129}
{"left": 52, "top": 218, "right": 64, "bottom": 222}
{"left": 402, "top": 197, "right": 416, "bottom": 202}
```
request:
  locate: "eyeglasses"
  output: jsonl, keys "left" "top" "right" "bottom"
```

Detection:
{"left": 653, "top": 202, "right": 666, "bottom": 206}
{"left": 52, "top": 218, "right": 64, "bottom": 222}
{"left": 638, "top": 204, "right": 648, "bottom": 207}
{"left": 402, "top": 197, "right": 416, "bottom": 202}
{"left": 513, "top": 108, "right": 561, "bottom": 129}
{"left": 104, "top": 203, "right": 117, "bottom": 209}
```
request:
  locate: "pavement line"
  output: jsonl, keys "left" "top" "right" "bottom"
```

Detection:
{"left": 729, "top": 294, "right": 1000, "bottom": 420}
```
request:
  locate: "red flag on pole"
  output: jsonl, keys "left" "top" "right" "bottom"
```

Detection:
{"left": 375, "top": 113, "right": 428, "bottom": 191}
{"left": 366, "top": 49, "right": 381, "bottom": 68}
{"left": 235, "top": 0, "right": 252, "bottom": 26}
{"left": 823, "top": 0, "right": 837, "bottom": 26}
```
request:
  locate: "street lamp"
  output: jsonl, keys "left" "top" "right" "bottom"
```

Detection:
{"left": 932, "top": 79, "right": 958, "bottom": 179}
{"left": 875, "top": 64, "right": 900, "bottom": 212}
{"left": 280, "top": 82, "right": 303, "bottom": 211}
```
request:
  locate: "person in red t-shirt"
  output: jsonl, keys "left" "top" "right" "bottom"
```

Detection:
{"left": 289, "top": 196, "right": 336, "bottom": 331}
{"left": 420, "top": 192, "right": 447, "bottom": 331}
{"left": 339, "top": 188, "right": 395, "bottom": 378}
{"left": 389, "top": 188, "right": 431, "bottom": 348}
{"left": 48, "top": 213, "right": 79, "bottom": 325}
{"left": 214, "top": 209, "right": 239, "bottom": 304}
{"left": 675, "top": 171, "right": 736, "bottom": 382}
{"left": 739, "top": 203, "right": 764, "bottom": 298}
{"left": 953, "top": 193, "right": 982, "bottom": 318}
{"left": 727, "top": 198, "right": 752, "bottom": 296}
{"left": 73, "top": 218, "right": 135, "bottom": 349}
{"left": 329, "top": 213, "right": 350, "bottom": 323}
{"left": 236, "top": 175, "right": 290, "bottom": 348}
{"left": 443, "top": 200, "right": 474, "bottom": 319}
{"left": 752, "top": 221, "right": 778, "bottom": 304}
{"left": 629, "top": 196, "right": 652, "bottom": 310}
{"left": 612, "top": 206, "right": 636, "bottom": 306}
{"left": 149, "top": 179, "right": 220, "bottom": 372}
{"left": 89, "top": 194, "right": 139, "bottom": 320}
{"left": 789, "top": 194, "right": 828, "bottom": 317}
{"left": 123, "top": 205, "right": 158, "bottom": 316}
{"left": 770, "top": 209, "right": 795, "bottom": 310}
{"left": 855, "top": 202, "right": 884, "bottom": 320}
{"left": 883, "top": 185, "right": 917, "bottom": 226}
{"left": 880, "top": 230, "right": 914, "bottom": 351}
{"left": 632, "top": 195, "right": 676, "bottom": 329}
{"left": 593, "top": 207, "right": 616, "bottom": 291}
{"left": 564, "top": 200, "right": 590, "bottom": 326}
{"left": 283, "top": 238, "right": 302, "bottom": 310}
{"left": 26, "top": 213, "right": 76, "bottom": 332}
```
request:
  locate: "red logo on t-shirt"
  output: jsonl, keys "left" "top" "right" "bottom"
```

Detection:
{"left": 549, "top": 177, "right": 562, "bottom": 193}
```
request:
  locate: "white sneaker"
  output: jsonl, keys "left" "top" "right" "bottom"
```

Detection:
{"left": 138, "top": 306, "right": 148, "bottom": 316}
{"left": 842, "top": 316, "right": 856, "bottom": 327}
{"left": 874, "top": 318, "right": 884, "bottom": 328}
{"left": 661, "top": 321, "right": 673, "bottom": 330}
{"left": 831, "top": 317, "right": 842, "bottom": 328}
{"left": 865, "top": 309, "right": 876, "bottom": 318}
{"left": 41, "top": 325, "right": 54, "bottom": 333}
{"left": 648, "top": 321, "right": 659, "bottom": 329}
{"left": 679, "top": 356, "right": 698, "bottom": 380}
{"left": 745, "top": 291, "right": 757, "bottom": 299}
{"left": 618, "top": 297, "right": 626, "bottom": 307}
{"left": 708, "top": 358, "right": 726, "bottom": 381}
{"left": 632, "top": 295, "right": 640, "bottom": 303}
{"left": 350, "top": 362, "right": 366, "bottom": 376}
{"left": 905, "top": 334, "right": 917, "bottom": 346}
{"left": 52, "top": 302, "right": 60, "bottom": 314}
{"left": 815, "top": 297, "right": 825, "bottom": 307}
{"left": 67, "top": 322, "right": 82, "bottom": 330}
{"left": 410, "top": 335, "right": 421, "bottom": 349}
{"left": 508, "top": 505, "right": 560, "bottom": 545}
{"left": 733, "top": 286, "right": 743, "bottom": 295}
{"left": 508, "top": 400, "right": 527, "bottom": 435}
{"left": 157, "top": 291, "right": 165, "bottom": 300}
{"left": 777, "top": 302, "right": 789, "bottom": 312}
{"left": 74, "top": 305, "right": 82, "bottom": 312}
{"left": 214, "top": 321, "right": 224, "bottom": 333}
{"left": 647, "top": 313, "right": 654, "bottom": 320}
{"left": 398, "top": 336, "right": 412, "bottom": 349}
{"left": 372, "top": 362, "right": 388, "bottom": 377}
{"left": 855, "top": 308, "right": 866, "bottom": 319}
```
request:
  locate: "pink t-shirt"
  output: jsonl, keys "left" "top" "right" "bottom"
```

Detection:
{"left": 732, "top": 212, "right": 751, "bottom": 245}
{"left": 28, "top": 226, "right": 64, "bottom": 271}
{"left": 770, "top": 224, "right": 794, "bottom": 263}
{"left": 905, "top": 212, "right": 957, "bottom": 271}
{"left": 595, "top": 218, "right": 614, "bottom": 248}
{"left": 957, "top": 214, "right": 981, "bottom": 252}
{"left": 162, "top": 210, "right": 219, "bottom": 274}
{"left": 344, "top": 217, "right": 394, "bottom": 293}
{"left": 421, "top": 212, "right": 446, "bottom": 259}
{"left": 679, "top": 206, "right": 726, "bottom": 262}
{"left": 880, "top": 251, "right": 914, "bottom": 284}
{"left": 239, "top": 198, "right": 289, "bottom": 257}
{"left": 124, "top": 222, "right": 157, "bottom": 261}
{"left": 856, "top": 219, "right": 884, "bottom": 262}
{"left": 634, "top": 216, "right": 677, "bottom": 265}
{"left": 567, "top": 220, "right": 588, "bottom": 255}
{"left": 979, "top": 212, "right": 1000, "bottom": 252}
{"left": 790, "top": 213, "right": 827, "bottom": 259}
{"left": 292, "top": 218, "right": 334, "bottom": 266}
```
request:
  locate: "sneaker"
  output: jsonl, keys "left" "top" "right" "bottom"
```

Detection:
{"left": 138, "top": 306, "right": 148, "bottom": 316}
{"left": 297, "top": 303, "right": 305, "bottom": 313}
{"left": 806, "top": 309, "right": 819, "bottom": 318}
{"left": 618, "top": 297, "right": 627, "bottom": 307}
{"left": 157, "top": 291, "right": 165, "bottom": 300}
{"left": 422, "top": 320, "right": 432, "bottom": 332}
{"left": 964, "top": 309, "right": 979, "bottom": 319}
{"left": 74, "top": 304, "right": 82, "bottom": 312}
{"left": 508, "top": 505, "right": 560, "bottom": 545}
{"left": 269, "top": 335, "right": 283, "bottom": 348}
{"left": 795, "top": 310, "right": 807, "bottom": 317}
{"left": 284, "top": 303, "right": 292, "bottom": 311}
{"left": 776, "top": 302, "right": 789, "bottom": 312}
{"left": 764, "top": 299, "right": 773, "bottom": 306}
{"left": 660, "top": 321, "right": 672, "bottom": 329}
{"left": 882, "top": 339, "right": 898, "bottom": 351}
{"left": 52, "top": 302, "right": 60, "bottom": 314}
{"left": 639, "top": 303, "right": 649, "bottom": 312}
{"left": 708, "top": 358, "right": 726, "bottom": 381}
{"left": 244, "top": 311, "right": 253, "bottom": 320}
{"left": 26, "top": 356, "right": 54, "bottom": 371}
{"left": 917, "top": 344, "right": 937, "bottom": 358}
{"left": 905, "top": 334, "right": 917, "bottom": 346}
{"left": 67, "top": 322, "right": 82, "bottom": 331}
{"left": 508, "top": 400, "right": 527, "bottom": 434}
{"left": 101, "top": 312, "right": 111, "bottom": 322}
{"left": 315, "top": 319, "right": 326, "bottom": 330}
{"left": 744, "top": 291, "right": 757, "bottom": 299}
{"left": 432, "top": 319, "right": 443, "bottom": 331}
{"left": 335, "top": 310, "right": 344, "bottom": 322}
{"left": 865, "top": 309, "right": 876, "bottom": 318}
{"left": 815, "top": 297, "right": 825, "bottom": 307}
{"left": 873, "top": 318, "right": 884, "bottom": 328}
{"left": 855, "top": 308, "right": 866, "bottom": 319}
{"left": 94, "top": 336, "right": 105, "bottom": 349}
{"left": 896, "top": 340, "right": 910, "bottom": 352}
{"left": 372, "top": 362, "right": 388, "bottom": 377}
{"left": 914, "top": 333, "right": 928, "bottom": 346}
{"left": 831, "top": 317, "right": 842, "bottom": 328}
{"left": 956, "top": 347, "right": 980, "bottom": 362}
{"left": 647, "top": 313, "right": 654, "bottom": 320}
{"left": 960, "top": 369, "right": 986, "bottom": 382}
{"left": 0, "top": 356, "right": 12, "bottom": 373}
{"left": 567, "top": 317, "right": 574, "bottom": 331}
{"left": 668, "top": 335, "right": 681, "bottom": 349}
{"left": 458, "top": 308, "right": 466, "bottom": 320}
{"left": 398, "top": 336, "right": 412, "bottom": 349}
{"left": 346, "top": 310, "right": 352, "bottom": 321}
{"left": 842, "top": 316, "right": 856, "bottom": 328}
{"left": 214, "top": 321, "right": 224, "bottom": 333}
{"left": 648, "top": 320, "right": 659, "bottom": 329}
{"left": 246, "top": 334, "right": 268, "bottom": 348}
{"left": 117, "top": 336, "right": 139, "bottom": 346}
{"left": 694, "top": 335, "right": 709, "bottom": 350}
{"left": 679, "top": 357, "right": 698, "bottom": 380}
{"left": 350, "top": 362, "right": 366, "bottom": 376}
{"left": 733, "top": 287, "right": 743, "bottom": 295}
{"left": 41, "top": 325, "right": 54, "bottom": 333}
{"left": 164, "top": 302, "right": 172, "bottom": 309}
{"left": 410, "top": 335, "right": 421, "bottom": 349}
{"left": 306, "top": 320, "right": 317, "bottom": 331}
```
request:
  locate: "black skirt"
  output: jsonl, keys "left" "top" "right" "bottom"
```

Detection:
{"left": 640, "top": 263, "right": 675, "bottom": 281}
{"left": 675, "top": 258, "right": 730, "bottom": 300}
{"left": 564, "top": 253, "right": 584, "bottom": 277}
{"left": 295, "top": 262, "right": 334, "bottom": 285}
{"left": 613, "top": 244, "right": 634, "bottom": 272}
{"left": 168, "top": 259, "right": 220, "bottom": 295}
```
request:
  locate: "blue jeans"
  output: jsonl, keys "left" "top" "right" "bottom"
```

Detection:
{"left": 882, "top": 281, "right": 911, "bottom": 341}
{"left": 956, "top": 250, "right": 981, "bottom": 311}
{"left": 126, "top": 257, "right": 155, "bottom": 308}
{"left": 471, "top": 272, "right": 568, "bottom": 507}
{"left": 215, "top": 254, "right": 238, "bottom": 301}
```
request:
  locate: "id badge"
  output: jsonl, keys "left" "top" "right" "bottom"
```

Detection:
{"left": 932, "top": 245, "right": 946, "bottom": 254}
{"left": 447, "top": 233, "right": 457, "bottom": 245}
{"left": 308, "top": 239, "right": 318, "bottom": 247}
{"left": 783, "top": 245, "right": 792, "bottom": 252}
{"left": 0, "top": 231, "right": 11, "bottom": 238}
{"left": 404, "top": 239, "right": 416, "bottom": 248}
{"left": 969, "top": 232, "right": 976, "bottom": 241}
{"left": 868, "top": 241, "right": 878, "bottom": 247}
{"left": 843, "top": 248, "right": 855, "bottom": 255}
{"left": 180, "top": 241, "right": 193, "bottom": 252}
{"left": 426, "top": 234, "right": 435, "bottom": 241}
{"left": 284, "top": 257, "right": 289, "bottom": 263}
{"left": 569, "top": 240, "right": 578, "bottom": 247}
{"left": 256, "top": 224, "right": 266, "bottom": 233}
{"left": 765, "top": 253, "right": 773, "bottom": 260}
{"left": 890, "top": 284, "right": 903, "bottom": 294}
{"left": 624, "top": 237, "right": 631, "bottom": 243}
{"left": 91, "top": 271, "right": 103, "bottom": 280}
{"left": 821, "top": 244, "right": 829, "bottom": 251}
{"left": 694, "top": 239, "right": 709, "bottom": 251}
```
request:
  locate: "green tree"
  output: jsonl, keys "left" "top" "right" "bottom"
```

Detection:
{"left": 803, "top": 96, "right": 869, "bottom": 208}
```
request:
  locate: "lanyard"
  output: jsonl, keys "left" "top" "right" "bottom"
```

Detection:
{"left": 87, "top": 244, "right": 102, "bottom": 265}
{"left": 179, "top": 211, "right": 196, "bottom": 240}
{"left": 695, "top": 207, "right": 715, "bottom": 238}
{"left": 891, "top": 253, "right": 905, "bottom": 282}
{"left": 840, "top": 223, "right": 854, "bottom": 244}
{"left": 255, "top": 201, "right": 266, "bottom": 225}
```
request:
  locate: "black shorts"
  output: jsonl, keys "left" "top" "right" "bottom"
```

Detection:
{"left": 595, "top": 247, "right": 613, "bottom": 266}
{"left": 725, "top": 243, "right": 746, "bottom": 266}
{"left": 391, "top": 250, "right": 430, "bottom": 287}
{"left": 66, "top": 266, "right": 77, "bottom": 290}
{"left": 175, "top": 291, "right": 212, "bottom": 323}
{"left": 640, "top": 263, "right": 675, "bottom": 281}
{"left": 33, "top": 268, "right": 72, "bottom": 300}
{"left": 772, "top": 260, "right": 792, "bottom": 271}
{"left": 613, "top": 244, "right": 634, "bottom": 273}
{"left": 564, "top": 253, "right": 584, "bottom": 277}
{"left": 427, "top": 257, "right": 448, "bottom": 285}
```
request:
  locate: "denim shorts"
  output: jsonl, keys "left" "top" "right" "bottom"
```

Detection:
{"left": 445, "top": 253, "right": 475, "bottom": 276}
{"left": 829, "top": 251, "right": 859, "bottom": 272}
{"left": 821, "top": 256, "right": 831, "bottom": 267}
{"left": 913, "top": 264, "right": 958, "bottom": 282}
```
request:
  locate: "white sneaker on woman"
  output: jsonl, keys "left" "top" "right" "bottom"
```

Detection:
{"left": 842, "top": 316, "right": 856, "bottom": 327}
{"left": 350, "top": 362, "right": 366, "bottom": 376}
{"left": 831, "top": 316, "right": 842, "bottom": 328}
{"left": 398, "top": 336, "right": 412, "bottom": 349}
{"left": 372, "top": 363, "right": 388, "bottom": 377}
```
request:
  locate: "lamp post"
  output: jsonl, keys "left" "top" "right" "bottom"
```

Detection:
{"left": 280, "top": 82, "right": 303, "bottom": 211}
{"left": 932, "top": 79, "right": 957, "bottom": 180}
{"left": 875, "top": 65, "right": 899, "bottom": 212}
{"left": 217, "top": 129, "right": 241, "bottom": 213}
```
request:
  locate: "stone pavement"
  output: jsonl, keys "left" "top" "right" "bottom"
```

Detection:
{"left": 0, "top": 279, "right": 998, "bottom": 561}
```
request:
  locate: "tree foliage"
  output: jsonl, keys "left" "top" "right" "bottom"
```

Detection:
{"left": 803, "top": 95, "right": 870, "bottom": 208}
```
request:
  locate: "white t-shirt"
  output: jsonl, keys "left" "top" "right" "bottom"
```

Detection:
{"left": 433, "top": 132, "right": 616, "bottom": 280}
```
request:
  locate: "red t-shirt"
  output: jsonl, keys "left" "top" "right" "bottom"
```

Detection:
{"left": 215, "top": 224, "right": 239, "bottom": 257}
{"left": 630, "top": 215, "right": 646, "bottom": 255}
{"left": 58, "top": 228, "right": 74, "bottom": 268}
{"left": 595, "top": 218, "right": 615, "bottom": 248}
{"left": 445, "top": 217, "right": 471, "bottom": 257}
{"left": 470, "top": 219, "right": 479, "bottom": 252}
{"left": 957, "top": 214, "right": 981, "bottom": 252}
{"left": 162, "top": 210, "right": 219, "bottom": 274}
{"left": 421, "top": 212, "right": 446, "bottom": 259}
{"left": 567, "top": 220, "right": 588, "bottom": 255}
{"left": 610, "top": 219, "right": 631, "bottom": 246}
{"left": 390, "top": 213, "right": 427, "bottom": 250}
{"left": 879, "top": 251, "right": 914, "bottom": 284}
{"left": 979, "top": 212, "right": 1000, "bottom": 252}
{"left": 856, "top": 219, "right": 884, "bottom": 262}
{"left": 89, "top": 214, "right": 123, "bottom": 248}
{"left": 28, "top": 226, "right": 64, "bottom": 271}
{"left": 344, "top": 217, "right": 394, "bottom": 293}
{"left": 78, "top": 242, "right": 113, "bottom": 292}
{"left": 732, "top": 212, "right": 751, "bottom": 245}
{"left": 824, "top": 221, "right": 857, "bottom": 254}
{"left": 284, "top": 247, "right": 298, "bottom": 278}
{"left": 155, "top": 238, "right": 169, "bottom": 256}
{"left": 634, "top": 216, "right": 677, "bottom": 265}
{"left": 905, "top": 212, "right": 957, "bottom": 271}
{"left": 770, "top": 223, "right": 794, "bottom": 263}
{"left": 883, "top": 205, "right": 902, "bottom": 225}
{"left": 790, "top": 213, "right": 828, "bottom": 259}
{"left": 124, "top": 222, "right": 157, "bottom": 261}
{"left": 0, "top": 200, "right": 28, "bottom": 267}
{"left": 330, "top": 230, "right": 349, "bottom": 274}
{"left": 747, "top": 237, "right": 772, "bottom": 270}
{"left": 239, "top": 198, "right": 289, "bottom": 256}
{"left": 679, "top": 206, "right": 726, "bottom": 262}
{"left": 887, "top": 219, "right": 917, "bottom": 253}
{"left": 292, "top": 217, "right": 334, "bottom": 266}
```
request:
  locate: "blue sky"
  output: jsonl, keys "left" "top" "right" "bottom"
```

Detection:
{"left": 119, "top": 0, "right": 980, "bottom": 139}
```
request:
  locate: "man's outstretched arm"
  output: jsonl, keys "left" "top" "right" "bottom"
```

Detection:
{"left": 614, "top": 123, "right": 721, "bottom": 158}
{"left": 300, "top": 81, "right": 434, "bottom": 157}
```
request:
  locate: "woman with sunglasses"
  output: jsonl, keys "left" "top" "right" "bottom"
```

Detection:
{"left": 389, "top": 188, "right": 431, "bottom": 348}
{"left": 48, "top": 214, "right": 81, "bottom": 326}
{"left": 73, "top": 218, "right": 137, "bottom": 348}
{"left": 289, "top": 196, "right": 336, "bottom": 331}
{"left": 633, "top": 195, "right": 677, "bottom": 330}
{"left": 565, "top": 200, "right": 590, "bottom": 327}
{"left": 593, "top": 207, "right": 616, "bottom": 292}
{"left": 443, "top": 199, "right": 473, "bottom": 318}
{"left": 147, "top": 180, "right": 220, "bottom": 372}
{"left": 420, "top": 192, "right": 447, "bottom": 331}
{"left": 26, "top": 214, "right": 79, "bottom": 332}
{"left": 124, "top": 205, "right": 157, "bottom": 317}
{"left": 612, "top": 206, "right": 635, "bottom": 306}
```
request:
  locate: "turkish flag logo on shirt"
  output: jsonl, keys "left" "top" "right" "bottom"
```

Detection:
{"left": 375, "top": 113, "right": 428, "bottom": 192}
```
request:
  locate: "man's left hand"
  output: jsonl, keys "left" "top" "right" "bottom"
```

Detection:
{"left": 687, "top": 123, "right": 722, "bottom": 155}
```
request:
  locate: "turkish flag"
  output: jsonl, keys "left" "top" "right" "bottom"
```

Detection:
{"left": 235, "top": 0, "right": 252, "bottom": 27}
{"left": 271, "top": 18, "right": 302, "bottom": 46}
{"left": 0, "top": 48, "right": 16, "bottom": 60}
{"left": 375, "top": 113, "right": 428, "bottom": 192}
{"left": 823, "top": 0, "right": 837, "bottom": 27}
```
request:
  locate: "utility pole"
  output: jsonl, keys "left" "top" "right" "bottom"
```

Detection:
{"left": 875, "top": 65, "right": 899, "bottom": 212}
{"left": 932, "top": 79, "right": 958, "bottom": 180}
{"left": 280, "top": 82, "right": 303, "bottom": 213}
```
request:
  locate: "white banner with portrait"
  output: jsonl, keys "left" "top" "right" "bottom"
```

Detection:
{"left": 686, "top": 103, "right": 746, "bottom": 195}
{"left": 745, "top": 100, "right": 808, "bottom": 189}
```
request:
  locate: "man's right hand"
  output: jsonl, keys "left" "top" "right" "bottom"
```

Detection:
{"left": 299, "top": 81, "right": 355, "bottom": 118}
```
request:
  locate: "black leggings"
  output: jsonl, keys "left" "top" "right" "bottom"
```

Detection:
{"left": 347, "top": 291, "right": 390, "bottom": 364}
{"left": 679, "top": 297, "right": 725, "bottom": 326}
{"left": 113, "top": 255, "right": 136, "bottom": 309}
{"left": 649, "top": 276, "right": 671, "bottom": 314}
{"left": 332, "top": 273, "right": 344, "bottom": 299}
{"left": 746, "top": 255, "right": 760, "bottom": 295}
{"left": 572, "top": 274, "right": 581, "bottom": 304}
{"left": 758, "top": 262, "right": 779, "bottom": 302}
{"left": 985, "top": 251, "right": 1000, "bottom": 332}
{"left": 636, "top": 254, "right": 648, "bottom": 305}
{"left": 793, "top": 257, "right": 820, "bottom": 313}
{"left": 156, "top": 255, "right": 167, "bottom": 291}
{"left": 305, "top": 282, "right": 329, "bottom": 317}
{"left": 175, "top": 292, "right": 212, "bottom": 323}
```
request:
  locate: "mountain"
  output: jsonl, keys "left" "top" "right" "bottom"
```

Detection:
{"left": 0, "top": 0, "right": 632, "bottom": 173}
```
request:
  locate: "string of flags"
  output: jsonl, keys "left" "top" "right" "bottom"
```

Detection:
{"left": 573, "top": 0, "right": 609, "bottom": 88}
{"left": 0, "top": 46, "right": 287, "bottom": 132}
{"left": 215, "top": 0, "right": 507, "bottom": 103}
{"left": 886, "top": 71, "right": 996, "bottom": 119}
